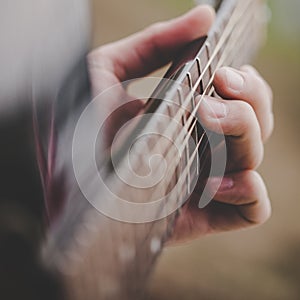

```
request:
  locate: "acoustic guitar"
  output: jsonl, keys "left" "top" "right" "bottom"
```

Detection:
{"left": 42, "top": 0, "right": 268, "bottom": 299}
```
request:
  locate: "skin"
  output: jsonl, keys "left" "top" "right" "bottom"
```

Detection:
{"left": 88, "top": 5, "right": 273, "bottom": 244}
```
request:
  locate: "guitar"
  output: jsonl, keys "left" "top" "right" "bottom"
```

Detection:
{"left": 42, "top": 0, "right": 267, "bottom": 299}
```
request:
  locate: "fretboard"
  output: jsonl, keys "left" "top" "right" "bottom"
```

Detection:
{"left": 108, "top": 0, "right": 267, "bottom": 211}
{"left": 43, "top": 1, "right": 267, "bottom": 299}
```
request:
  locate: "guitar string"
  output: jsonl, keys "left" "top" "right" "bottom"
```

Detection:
{"left": 123, "top": 0, "right": 259, "bottom": 256}
{"left": 158, "top": 0, "right": 252, "bottom": 143}
{"left": 174, "top": 14, "right": 257, "bottom": 201}
{"left": 175, "top": 0, "right": 257, "bottom": 157}
{"left": 128, "top": 0, "right": 248, "bottom": 159}
{"left": 146, "top": 1, "right": 257, "bottom": 206}
{"left": 106, "top": 0, "right": 253, "bottom": 208}
{"left": 47, "top": 1, "right": 260, "bottom": 274}
{"left": 150, "top": 37, "right": 249, "bottom": 207}
{"left": 132, "top": 0, "right": 258, "bottom": 248}
{"left": 169, "top": 0, "right": 256, "bottom": 166}
{"left": 148, "top": 20, "right": 257, "bottom": 218}
{"left": 74, "top": 0, "right": 255, "bottom": 212}
{"left": 128, "top": 0, "right": 251, "bottom": 174}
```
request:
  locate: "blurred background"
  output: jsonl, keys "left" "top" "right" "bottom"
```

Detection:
{"left": 91, "top": 0, "right": 300, "bottom": 299}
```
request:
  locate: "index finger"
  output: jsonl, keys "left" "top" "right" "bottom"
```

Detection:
{"left": 89, "top": 5, "right": 215, "bottom": 81}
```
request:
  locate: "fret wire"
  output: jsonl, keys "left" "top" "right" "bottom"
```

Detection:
{"left": 116, "top": 0, "right": 251, "bottom": 196}
{"left": 94, "top": 0, "right": 255, "bottom": 202}
{"left": 205, "top": 41, "right": 213, "bottom": 80}
{"left": 162, "top": 2, "right": 254, "bottom": 159}
{"left": 186, "top": 72, "right": 200, "bottom": 175}
{"left": 150, "top": 83, "right": 214, "bottom": 219}
{"left": 181, "top": 2, "right": 244, "bottom": 97}
{"left": 149, "top": 86, "right": 216, "bottom": 208}
{"left": 145, "top": 0, "right": 248, "bottom": 150}
{"left": 127, "top": 0, "right": 251, "bottom": 158}
{"left": 171, "top": 8, "right": 259, "bottom": 191}
{"left": 105, "top": 9, "right": 253, "bottom": 206}
{"left": 176, "top": 0, "right": 256, "bottom": 140}
{"left": 147, "top": 0, "right": 250, "bottom": 152}
{"left": 148, "top": 109, "right": 201, "bottom": 202}
{"left": 214, "top": 30, "right": 221, "bottom": 61}
{"left": 146, "top": 0, "right": 260, "bottom": 226}
{"left": 183, "top": 10, "right": 256, "bottom": 143}
{"left": 148, "top": 86, "right": 215, "bottom": 207}
{"left": 186, "top": 72, "right": 195, "bottom": 191}
{"left": 103, "top": 0, "right": 258, "bottom": 207}
{"left": 195, "top": 0, "right": 256, "bottom": 93}
{"left": 177, "top": 86, "right": 191, "bottom": 193}
{"left": 145, "top": 0, "right": 251, "bottom": 153}
{"left": 179, "top": 0, "right": 251, "bottom": 107}
{"left": 195, "top": 57, "right": 204, "bottom": 93}
{"left": 147, "top": 106, "right": 211, "bottom": 204}
{"left": 147, "top": 2, "right": 258, "bottom": 203}
{"left": 147, "top": 82, "right": 217, "bottom": 204}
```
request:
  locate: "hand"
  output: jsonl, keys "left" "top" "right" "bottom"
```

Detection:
{"left": 170, "top": 65, "right": 273, "bottom": 244}
{"left": 87, "top": 6, "right": 273, "bottom": 244}
{"left": 88, "top": 5, "right": 215, "bottom": 96}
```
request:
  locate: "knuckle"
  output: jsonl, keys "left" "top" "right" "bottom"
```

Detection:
{"left": 240, "top": 64, "right": 256, "bottom": 73}
{"left": 146, "top": 21, "right": 165, "bottom": 35}
{"left": 250, "top": 145, "right": 264, "bottom": 170}
{"left": 244, "top": 71, "right": 273, "bottom": 104}
{"left": 246, "top": 170, "right": 264, "bottom": 191}
{"left": 262, "top": 203, "right": 272, "bottom": 223}
{"left": 221, "top": 100, "right": 257, "bottom": 136}
{"left": 249, "top": 171, "right": 269, "bottom": 201}
{"left": 256, "top": 201, "right": 272, "bottom": 225}
{"left": 237, "top": 100, "right": 254, "bottom": 114}
{"left": 87, "top": 45, "right": 115, "bottom": 71}
{"left": 235, "top": 101, "right": 257, "bottom": 129}
{"left": 88, "top": 46, "right": 107, "bottom": 60}
{"left": 254, "top": 76, "right": 270, "bottom": 97}
{"left": 214, "top": 67, "right": 234, "bottom": 95}
{"left": 244, "top": 71, "right": 264, "bottom": 92}
{"left": 239, "top": 72, "right": 273, "bottom": 143}
{"left": 262, "top": 113, "right": 275, "bottom": 142}
{"left": 260, "top": 77, "right": 273, "bottom": 102}
{"left": 244, "top": 171, "right": 272, "bottom": 224}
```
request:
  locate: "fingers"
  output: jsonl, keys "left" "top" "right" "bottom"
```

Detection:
{"left": 170, "top": 65, "right": 273, "bottom": 244}
{"left": 89, "top": 5, "right": 215, "bottom": 81}
{"left": 198, "top": 96, "right": 264, "bottom": 170}
{"left": 197, "top": 65, "right": 274, "bottom": 170}
{"left": 168, "top": 170, "right": 271, "bottom": 244}
{"left": 213, "top": 66, "right": 274, "bottom": 142}
{"left": 206, "top": 170, "right": 271, "bottom": 230}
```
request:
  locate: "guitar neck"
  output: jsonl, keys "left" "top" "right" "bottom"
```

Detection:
{"left": 150, "top": 0, "right": 264, "bottom": 112}
{"left": 121, "top": 0, "right": 266, "bottom": 203}
{"left": 43, "top": 1, "right": 267, "bottom": 299}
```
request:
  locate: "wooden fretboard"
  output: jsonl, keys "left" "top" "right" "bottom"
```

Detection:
{"left": 43, "top": 1, "right": 267, "bottom": 299}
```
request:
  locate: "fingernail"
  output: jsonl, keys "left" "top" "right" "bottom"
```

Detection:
{"left": 208, "top": 177, "right": 234, "bottom": 193}
{"left": 203, "top": 98, "right": 227, "bottom": 119}
{"left": 225, "top": 68, "right": 244, "bottom": 91}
